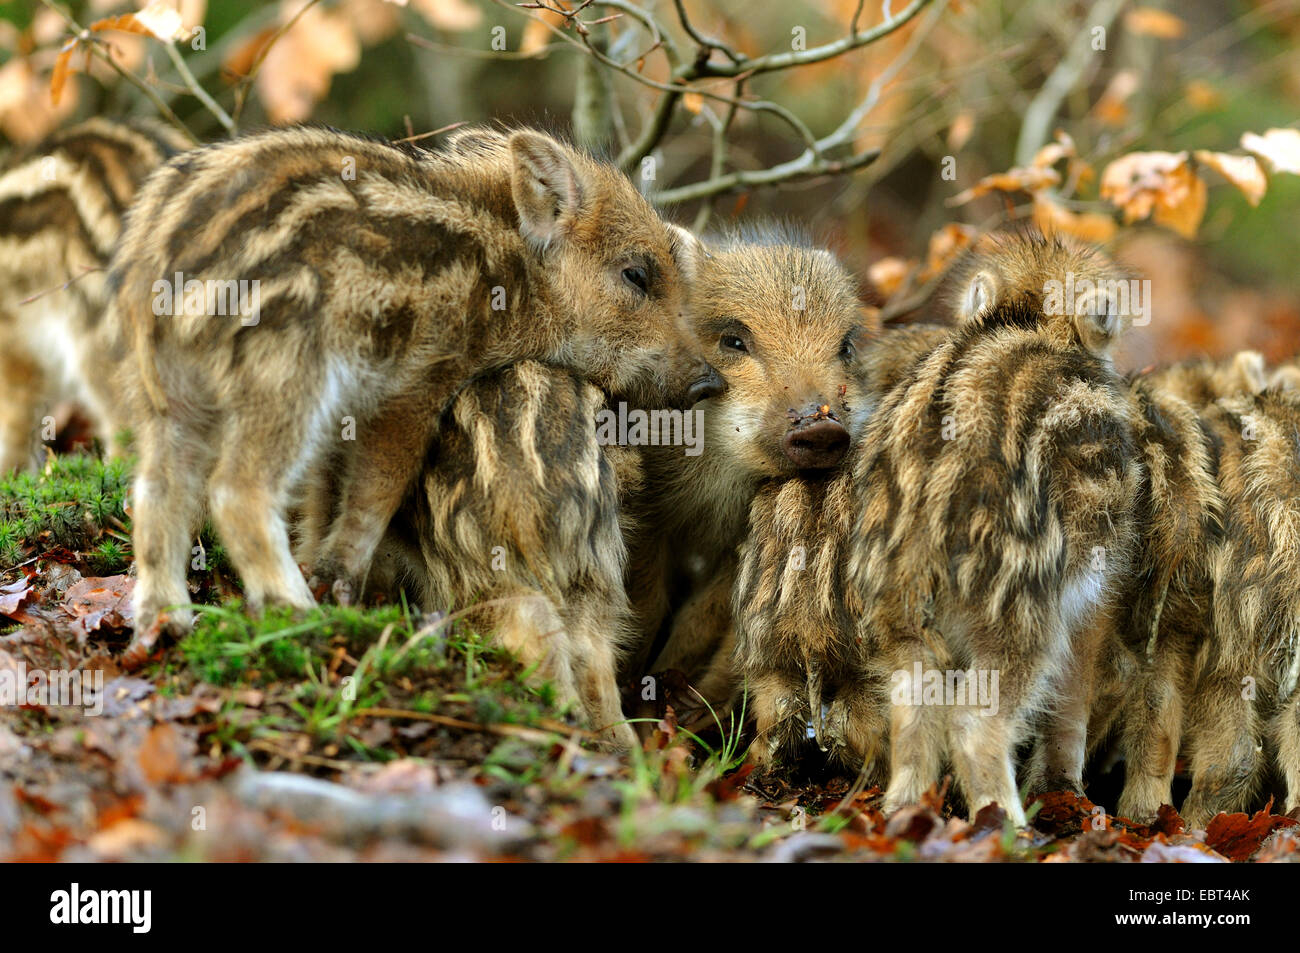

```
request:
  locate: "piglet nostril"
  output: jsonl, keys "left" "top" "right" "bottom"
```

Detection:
{"left": 782, "top": 418, "right": 849, "bottom": 470}
{"left": 686, "top": 365, "right": 727, "bottom": 405}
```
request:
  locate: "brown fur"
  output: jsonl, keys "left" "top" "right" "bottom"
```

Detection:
{"left": 370, "top": 361, "right": 640, "bottom": 747}
{"left": 1077, "top": 374, "right": 1222, "bottom": 822}
{"left": 1182, "top": 388, "right": 1300, "bottom": 824}
{"left": 848, "top": 233, "right": 1142, "bottom": 823}
{"left": 0, "top": 118, "right": 188, "bottom": 472}
{"left": 105, "top": 125, "right": 710, "bottom": 643}
{"left": 624, "top": 235, "right": 871, "bottom": 697}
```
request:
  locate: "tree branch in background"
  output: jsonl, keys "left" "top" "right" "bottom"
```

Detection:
{"left": 229, "top": 0, "right": 325, "bottom": 130}
{"left": 485, "top": 0, "right": 943, "bottom": 206}
{"left": 1014, "top": 0, "right": 1125, "bottom": 167}
{"left": 39, "top": 0, "right": 198, "bottom": 145}
{"left": 163, "top": 37, "right": 235, "bottom": 135}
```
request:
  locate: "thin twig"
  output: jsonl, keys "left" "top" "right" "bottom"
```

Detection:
{"left": 38, "top": 0, "right": 198, "bottom": 145}
{"left": 1014, "top": 0, "right": 1125, "bottom": 167}
{"left": 391, "top": 120, "right": 469, "bottom": 145}
{"left": 229, "top": 0, "right": 325, "bottom": 130}
{"left": 164, "top": 38, "right": 235, "bottom": 135}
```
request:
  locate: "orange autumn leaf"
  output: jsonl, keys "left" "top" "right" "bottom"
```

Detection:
{"left": 50, "top": 43, "right": 75, "bottom": 105}
{"left": 520, "top": 8, "right": 565, "bottom": 55}
{"left": 87, "top": 13, "right": 152, "bottom": 36}
{"left": 949, "top": 164, "right": 1060, "bottom": 206}
{"left": 921, "top": 223, "right": 978, "bottom": 279}
{"left": 1100, "top": 151, "right": 1206, "bottom": 238}
{"left": 1193, "top": 150, "right": 1267, "bottom": 206}
{"left": 867, "top": 257, "right": 915, "bottom": 300}
{"left": 1093, "top": 68, "right": 1140, "bottom": 126}
{"left": 1032, "top": 193, "right": 1117, "bottom": 243}
{"left": 1124, "top": 8, "right": 1185, "bottom": 39}
{"left": 1032, "top": 129, "right": 1076, "bottom": 169}
{"left": 681, "top": 91, "right": 704, "bottom": 114}
{"left": 1241, "top": 128, "right": 1300, "bottom": 175}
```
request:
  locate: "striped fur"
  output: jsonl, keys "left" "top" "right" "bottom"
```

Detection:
{"left": 725, "top": 323, "right": 947, "bottom": 771}
{"left": 848, "top": 233, "right": 1142, "bottom": 823}
{"left": 1183, "top": 388, "right": 1300, "bottom": 823}
{"left": 105, "top": 124, "right": 708, "bottom": 646}
{"left": 371, "top": 361, "right": 640, "bottom": 746}
{"left": 625, "top": 236, "right": 870, "bottom": 698}
{"left": 0, "top": 118, "right": 188, "bottom": 472}
{"left": 1077, "top": 374, "right": 1222, "bottom": 822}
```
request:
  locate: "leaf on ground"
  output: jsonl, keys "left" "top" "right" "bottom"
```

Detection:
{"left": 136, "top": 722, "right": 190, "bottom": 785}
{"left": 1194, "top": 150, "right": 1267, "bottom": 206}
{"left": 0, "top": 578, "right": 33, "bottom": 617}
{"left": 63, "top": 575, "right": 134, "bottom": 633}
{"left": 1204, "top": 802, "right": 1299, "bottom": 861}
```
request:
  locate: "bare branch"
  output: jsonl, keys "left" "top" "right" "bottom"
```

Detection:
{"left": 38, "top": 0, "right": 199, "bottom": 146}
{"left": 230, "top": 0, "right": 325, "bottom": 130}
{"left": 653, "top": 146, "right": 881, "bottom": 206}
{"left": 687, "top": 0, "right": 934, "bottom": 78}
{"left": 1014, "top": 0, "right": 1124, "bottom": 167}
{"left": 672, "top": 0, "right": 743, "bottom": 66}
{"left": 164, "top": 38, "right": 235, "bottom": 135}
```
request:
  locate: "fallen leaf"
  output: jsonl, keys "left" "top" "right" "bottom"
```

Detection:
{"left": 1204, "top": 803, "right": 1298, "bottom": 862}
{"left": 137, "top": 722, "right": 187, "bottom": 784}
{"left": 0, "top": 578, "right": 33, "bottom": 617}
{"left": 1032, "top": 193, "right": 1117, "bottom": 242}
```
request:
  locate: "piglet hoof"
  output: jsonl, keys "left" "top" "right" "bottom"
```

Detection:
{"left": 330, "top": 577, "right": 355, "bottom": 607}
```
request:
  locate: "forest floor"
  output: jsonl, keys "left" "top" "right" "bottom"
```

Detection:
{"left": 1, "top": 453, "right": 1298, "bottom": 863}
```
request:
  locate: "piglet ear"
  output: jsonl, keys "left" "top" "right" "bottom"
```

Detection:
{"left": 959, "top": 270, "right": 999, "bottom": 322}
{"left": 666, "top": 223, "right": 703, "bottom": 284}
{"left": 1231, "top": 350, "right": 1268, "bottom": 395}
{"left": 1073, "top": 285, "right": 1126, "bottom": 354}
{"left": 509, "top": 131, "right": 586, "bottom": 249}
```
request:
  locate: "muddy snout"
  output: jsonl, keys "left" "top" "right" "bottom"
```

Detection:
{"left": 782, "top": 403, "right": 849, "bottom": 470}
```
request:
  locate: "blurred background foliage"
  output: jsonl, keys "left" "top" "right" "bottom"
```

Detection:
{"left": 4, "top": 0, "right": 1300, "bottom": 371}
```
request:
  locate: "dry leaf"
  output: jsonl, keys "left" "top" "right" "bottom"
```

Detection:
{"left": 1033, "top": 193, "right": 1117, "bottom": 243}
{"left": 520, "top": 7, "right": 567, "bottom": 55}
{"left": 947, "top": 110, "right": 975, "bottom": 151}
{"left": 257, "top": 2, "right": 361, "bottom": 123}
{"left": 1241, "top": 128, "right": 1300, "bottom": 175}
{"left": 133, "top": 1, "right": 187, "bottom": 42}
{"left": 1032, "top": 129, "right": 1076, "bottom": 169}
{"left": 1124, "top": 8, "right": 1185, "bottom": 39}
{"left": 949, "top": 164, "right": 1060, "bottom": 206}
{"left": 1093, "top": 68, "right": 1141, "bottom": 126}
{"left": 1100, "top": 151, "right": 1206, "bottom": 238}
{"left": 681, "top": 91, "right": 704, "bottom": 114}
{"left": 412, "top": 0, "right": 483, "bottom": 32}
{"left": 1194, "top": 150, "right": 1267, "bottom": 206}
{"left": 921, "top": 223, "right": 977, "bottom": 279}
{"left": 867, "top": 257, "right": 915, "bottom": 300}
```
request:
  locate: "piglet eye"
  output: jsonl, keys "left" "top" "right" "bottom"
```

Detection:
{"left": 722, "top": 334, "right": 747, "bottom": 353}
{"left": 622, "top": 266, "right": 650, "bottom": 295}
{"left": 840, "top": 340, "right": 856, "bottom": 362}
